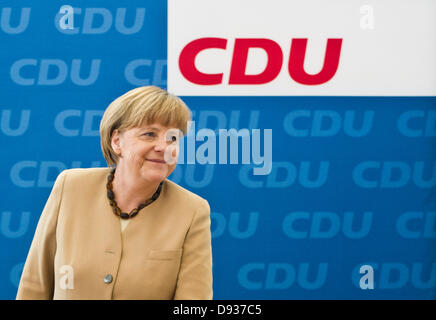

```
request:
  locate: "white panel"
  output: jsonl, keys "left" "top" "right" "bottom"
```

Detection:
{"left": 168, "top": 0, "right": 436, "bottom": 96}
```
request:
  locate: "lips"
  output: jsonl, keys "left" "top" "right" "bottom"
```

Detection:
{"left": 147, "top": 159, "right": 166, "bottom": 164}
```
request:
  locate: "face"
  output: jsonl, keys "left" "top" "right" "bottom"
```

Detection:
{"left": 111, "top": 123, "right": 182, "bottom": 184}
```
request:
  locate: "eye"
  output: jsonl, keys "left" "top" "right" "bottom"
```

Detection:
{"left": 171, "top": 135, "right": 178, "bottom": 142}
{"left": 143, "top": 131, "right": 155, "bottom": 137}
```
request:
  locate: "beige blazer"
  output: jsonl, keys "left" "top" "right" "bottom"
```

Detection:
{"left": 16, "top": 167, "right": 213, "bottom": 300}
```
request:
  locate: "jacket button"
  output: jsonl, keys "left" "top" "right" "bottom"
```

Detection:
{"left": 104, "top": 274, "right": 113, "bottom": 284}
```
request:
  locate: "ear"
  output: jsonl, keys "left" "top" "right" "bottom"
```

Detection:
{"left": 111, "top": 129, "right": 122, "bottom": 155}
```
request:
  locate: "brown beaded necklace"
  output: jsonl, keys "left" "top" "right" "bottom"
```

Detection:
{"left": 106, "top": 167, "right": 163, "bottom": 219}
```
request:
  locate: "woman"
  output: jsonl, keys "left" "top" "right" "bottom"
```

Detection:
{"left": 16, "top": 86, "right": 213, "bottom": 300}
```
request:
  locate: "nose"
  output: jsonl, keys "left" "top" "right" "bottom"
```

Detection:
{"left": 154, "top": 135, "right": 168, "bottom": 152}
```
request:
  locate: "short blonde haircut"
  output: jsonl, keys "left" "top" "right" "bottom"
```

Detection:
{"left": 100, "top": 86, "right": 192, "bottom": 166}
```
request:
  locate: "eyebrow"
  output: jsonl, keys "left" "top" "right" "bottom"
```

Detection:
{"left": 140, "top": 126, "right": 161, "bottom": 132}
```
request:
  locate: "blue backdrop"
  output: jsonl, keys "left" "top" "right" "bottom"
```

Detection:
{"left": 1, "top": 1, "right": 435, "bottom": 299}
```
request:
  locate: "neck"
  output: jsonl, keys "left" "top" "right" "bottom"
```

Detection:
{"left": 111, "top": 166, "right": 161, "bottom": 213}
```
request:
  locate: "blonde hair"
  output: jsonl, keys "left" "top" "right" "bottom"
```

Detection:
{"left": 100, "top": 86, "right": 192, "bottom": 166}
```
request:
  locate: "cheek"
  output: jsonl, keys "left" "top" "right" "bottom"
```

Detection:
{"left": 127, "top": 142, "right": 150, "bottom": 158}
{"left": 122, "top": 146, "right": 149, "bottom": 168}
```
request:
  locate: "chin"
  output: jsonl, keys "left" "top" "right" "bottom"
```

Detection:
{"left": 140, "top": 162, "right": 174, "bottom": 183}
{"left": 141, "top": 169, "right": 167, "bottom": 183}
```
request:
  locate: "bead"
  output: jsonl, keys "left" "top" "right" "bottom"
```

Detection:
{"left": 130, "top": 211, "right": 138, "bottom": 218}
{"left": 120, "top": 213, "right": 129, "bottom": 219}
{"left": 107, "top": 190, "right": 115, "bottom": 200}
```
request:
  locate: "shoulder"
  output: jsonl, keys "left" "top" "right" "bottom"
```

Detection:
{"left": 61, "top": 167, "right": 110, "bottom": 180}
{"left": 162, "top": 179, "right": 210, "bottom": 212}
{"left": 57, "top": 167, "right": 110, "bottom": 190}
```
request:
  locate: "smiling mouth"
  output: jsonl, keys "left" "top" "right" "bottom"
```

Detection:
{"left": 147, "top": 159, "right": 166, "bottom": 164}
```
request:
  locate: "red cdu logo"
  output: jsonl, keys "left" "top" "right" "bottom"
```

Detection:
{"left": 178, "top": 37, "right": 342, "bottom": 86}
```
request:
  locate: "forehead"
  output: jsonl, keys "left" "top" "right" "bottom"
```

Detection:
{"left": 133, "top": 122, "right": 178, "bottom": 132}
